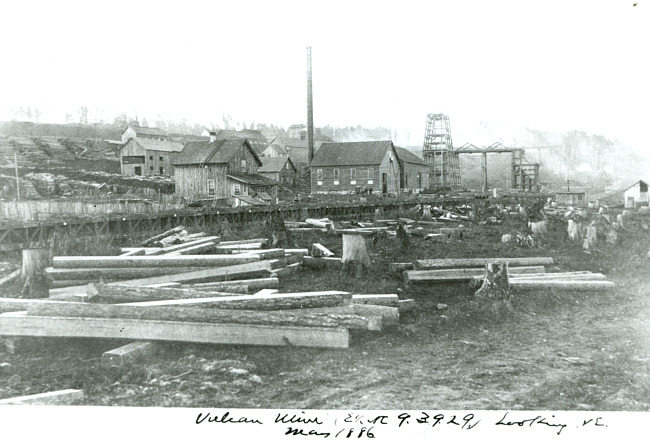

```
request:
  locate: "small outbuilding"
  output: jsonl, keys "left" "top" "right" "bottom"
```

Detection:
{"left": 259, "top": 156, "right": 298, "bottom": 187}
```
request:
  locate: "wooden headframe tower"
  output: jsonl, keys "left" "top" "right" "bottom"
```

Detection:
{"left": 422, "top": 114, "right": 462, "bottom": 191}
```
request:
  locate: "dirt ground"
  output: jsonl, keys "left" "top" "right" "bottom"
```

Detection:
{"left": 1, "top": 210, "right": 649, "bottom": 411}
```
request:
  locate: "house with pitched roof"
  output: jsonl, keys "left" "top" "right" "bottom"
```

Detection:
{"left": 120, "top": 138, "right": 185, "bottom": 176}
{"left": 394, "top": 147, "right": 430, "bottom": 192}
{"left": 594, "top": 179, "right": 649, "bottom": 208}
{"left": 310, "top": 141, "right": 401, "bottom": 194}
{"left": 172, "top": 136, "right": 278, "bottom": 206}
{"left": 121, "top": 125, "right": 168, "bottom": 143}
{"left": 259, "top": 156, "right": 298, "bottom": 187}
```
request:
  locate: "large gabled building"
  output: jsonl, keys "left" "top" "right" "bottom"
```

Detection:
{"left": 121, "top": 125, "right": 168, "bottom": 143}
{"left": 172, "top": 136, "right": 277, "bottom": 205}
{"left": 120, "top": 138, "right": 184, "bottom": 176}
{"left": 309, "top": 141, "right": 401, "bottom": 194}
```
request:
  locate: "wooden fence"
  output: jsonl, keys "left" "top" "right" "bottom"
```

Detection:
{"left": 0, "top": 198, "right": 187, "bottom": 224}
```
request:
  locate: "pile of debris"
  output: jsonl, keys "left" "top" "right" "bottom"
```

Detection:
{"left": 0, "top": 225, "right": 413, "bottom": 375}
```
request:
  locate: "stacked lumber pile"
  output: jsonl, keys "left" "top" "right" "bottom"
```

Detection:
{"left": 402, "top": 257, "right": 555, "bottom": 284}
{"left": 396, "top": 255, "right": 615, "bottom": 292}
{"left": 0, "top": 289, "right": 408, "bottom": 361}
{"left": 0, "top": 226, "right": 416, "bottom": 368}
{"left": 44, "top": 226, "right": 297, "bottom": 293}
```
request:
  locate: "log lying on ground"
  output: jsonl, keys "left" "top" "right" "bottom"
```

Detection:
{"left": 166, "top": 241, "right": 217, "bottom": 255}
{"left": 120, "top": 291, "right": 351, "bottom": 310}
{"left": 189, "top": 277, "right": 279, "bottom": 292}
{"left": 312, "top": 243, "right": 334, "bottom": 257}
{"left": 53, "top": 254, "right": 261, "bottom": 269}
{"left": 0, "top": 312, "right": 349, "bottom": 348}
{"left": 0, "top": 270, "right": 20, "bottom": 287}
{"left": 0, "top": 297, "right": 74, "bottom": 313}
{"left": 271, "top": 262, "right": 302, "bottom": 278}
{"left": 27, "top": 299, "right": 379, "bottom": 330}
{"left": 89, "top": 283, "right": 246, "bottom": 303}
{"left": 351, "top": 294, "right": 399, "bottom": 307}
{"left": 219, "top": 238, "right": 268, "bottom": 246}
{"left": 102, "top": 341, "right": 160, "bottom": 368}
{"left": 509, "top": 280, "right": 615, "bottom": 291}
{"left": 509, "top": 272, "right": 606, "bottom": 281}
{"left": 413, "top": 257, "right": 554, "bottom": 270}
{"left": 141, "top": 225, "right": 185, "bottom": 246}
{"left": 120, "top": 249, "right": 146, "bottom": 257}
{"left": 108, "top": 261, "right": 273, "bottom": 286}
{"left": 398, "top": 299, "right": 416, "bottom": 313}
{"left": 351, "top": 304, "right": 399, "bottom": 327}
{"left": 404, "top": 266, "right": 546, "bottom": 283}
{"left": 303, "top": 256, "right": 342, "bottom": 269}
{"left": 120, "top": 247, "right": 161, "bottom": 255}
{"left": 388, "top": 263, "right": 413, "bottom": 273}
{"left": 45, "top": 266, "right": 218, "bottom": 281}
{"left": 0, "top": 389, "right": 84, "bottom": 405}
{"left": 147, "top": 236, "right": 220, "bottom": 256}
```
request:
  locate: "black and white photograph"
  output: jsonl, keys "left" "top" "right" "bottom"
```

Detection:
{"left": 0, "top": 1, "right": 648, "bottom": 439}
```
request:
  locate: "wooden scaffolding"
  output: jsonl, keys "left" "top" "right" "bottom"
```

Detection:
{"left": 422, "top": 114, "right": 462, "bottom": 191}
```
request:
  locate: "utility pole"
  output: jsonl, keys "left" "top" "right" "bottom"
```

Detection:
{"left": 14, "top": 151, "right": 20, "bottom": 202}
{"left": 307, "top": 46, "right": 314, "bottom": 166}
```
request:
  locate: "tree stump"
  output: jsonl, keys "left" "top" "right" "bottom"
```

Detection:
{"left": 20, "top": 248, "right": 50, "bottom": 298}
{"left": 582, "top": 224, "right": 597, "bottom": 251}
{"left": 397, "top": 223, "right": 410, "bottom": 252}
{"left": 567, "top": 219, "right": 582, "bottom": 241}
{"left": 341, "top": 233, "right": 371, "bottom": 278}
{"left": 474, "top": 262, "right": 511, "bottom": 300}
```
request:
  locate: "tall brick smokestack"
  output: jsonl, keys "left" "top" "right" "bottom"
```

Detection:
{"left": 307, "top": 46, "right": 314, "bottom": 165}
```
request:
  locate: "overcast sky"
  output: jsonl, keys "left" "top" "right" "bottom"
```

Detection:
{"left": 0, "top": 0, "right": 647, "bottom": 148}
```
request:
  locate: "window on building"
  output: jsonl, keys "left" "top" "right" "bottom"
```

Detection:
{"left": 316, "top": 169, "right": 323, "bottom": 185}
{"left": 149, "top": 166, "right": 153, "bottom": 171}
{"left": 159, "top": 156, "right": 163, "bottom": 161}
{"left": 134, "top": 166, "right": 142, "bottom": 176}
{"left": 207, "top": 179, "right": 216, "bottom": 197}
{"left": 149, "top": 156, "right": 153, "bottom": 160}
{"left": 333, "top": 168, "right": 339, "bottom": 185}
{"left": 159, "top": 167, "right": 164, "bottom": 174}
{"left": 367, "top": 168, "right": 373, "bottom": 185}
{"left": 241, "top": 159, "right": 246, "bottom": 171}
{"left": 350, "top": 168, "right": 356, "bottom": 185}
{"left": 405, "top": 172, "right": 409, "bottom": 187}
{"left": 233, "top": 184, "right": 241, "bottom": 195}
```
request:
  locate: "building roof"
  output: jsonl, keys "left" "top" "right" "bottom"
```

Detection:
{"left": 173, "top": 138, "right": 261, "bottom": 166}
{"left": 394, "top": 147, "right": 428, "bottom": 166}
{"left": 227, "top": 173, "right": 279, "bottom": 187}
{"left": 310, "top": 141, "right": 395, "bottom": 167}
{"left": 122, "top": 126, "right": 167, "bottom": 137}
{"left": 124, "top": 138, "right": 184, "bottom": 153}
{"left": 233, "top": 195, "right": 268, "bottom": 206}
{"left": 259, "top": 156, "right": 296, "bottom": 173}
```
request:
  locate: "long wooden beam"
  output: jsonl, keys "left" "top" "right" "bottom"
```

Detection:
{"left": 102, "top": 341, "right": 160, "bottom": 368}
{"left": 27, "top": 300, "right": 379, "bottom": 330}
{"left": 52, "top": 254, "right": 262, "bottom": 269}
{"left": 509, "top": 280, "right": 615, "bottom": 291}
{"left": 0, "top": 389, "right": 84, "bottom": 405}
{"left": 413, "top": 257, "right": 553, "bottom": 270}
{"left": 90, "top": 283, "right": 246, "bottom": 303}
{"left": 115, "top": 291, "right": 351, "bottom": 310}
{"left": 0, "top": 313, "right": 349, "bottom": 348}
{"left": 45, "top": 266, "right": 218, "bottom": 281}
{"left": 188, "top": 277, "right": 279, "bottom": 291}
{"left": 147, "top": 236, "right": 220, "bottom": 256}
{"left": 109, "top": 261, "right": 273, "bottom": 286}
{"left": 404, "top": 266, "right": 545, "bottom": 283}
